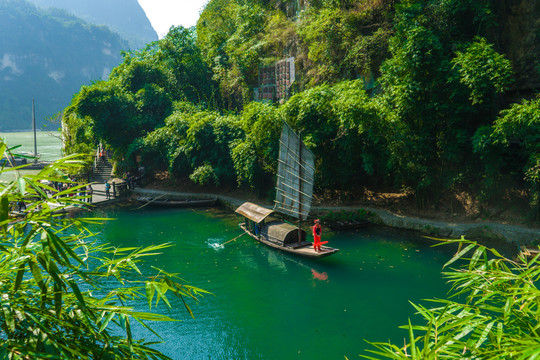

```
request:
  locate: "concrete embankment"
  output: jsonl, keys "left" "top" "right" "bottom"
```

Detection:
{"left": 131, "top": 188, "right": 540, "bottom": 247}
{"left": 315, "top": 206, "right": 540, "bottom": 248}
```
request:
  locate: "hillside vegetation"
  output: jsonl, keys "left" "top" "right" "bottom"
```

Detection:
{"left": 0, "top": 0, "right": 127, "bottom": 130}
{"left": 27, "top": 0, "right": 157, "bottom": 49}
{"left": 63, "top": 0, "right": 540, "bottom": 222}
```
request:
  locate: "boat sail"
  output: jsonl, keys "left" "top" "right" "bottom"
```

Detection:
{"left": 274, "top": 122, "right": 315, "bottom": 221}
{"left": 235, "top": 122, "right": 339, "bottom": 258}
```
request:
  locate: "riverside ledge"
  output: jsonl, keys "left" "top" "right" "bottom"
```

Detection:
{"left": 132, "top": 188, "right": 540, "bottom": 247}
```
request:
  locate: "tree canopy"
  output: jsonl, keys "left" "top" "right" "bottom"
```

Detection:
{"left": 62, "top": 0, "right": 540, "bottom": 219}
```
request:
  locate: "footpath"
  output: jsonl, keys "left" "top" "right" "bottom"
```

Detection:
{"left": 131, "top": 188, "right": 540, "bottom": 248}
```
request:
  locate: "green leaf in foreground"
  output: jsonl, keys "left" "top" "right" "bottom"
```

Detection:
{"left": 0, "top": 141, "right": 206, "bottom": 359}
{"left": 363, "top": 238, "right": 540, "bottom": 359}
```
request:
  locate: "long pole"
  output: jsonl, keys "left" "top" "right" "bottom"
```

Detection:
{"left": 32, "top": 98, "right": 37, "bottom": 163}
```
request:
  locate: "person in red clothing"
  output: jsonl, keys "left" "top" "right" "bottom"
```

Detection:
{"left": 312, "top": 219, "right": 322, "bottom": 252}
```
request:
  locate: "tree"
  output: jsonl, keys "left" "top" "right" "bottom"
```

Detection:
{"left": 363, "top": 237, "right": 540, "bottom": 359}
{"left": 0, "top": 142, "right": 206, "bottom": 359}
{"left": 197, "top": 0, "right": 270, "bottom": 109}
{"left": 473, "top": 96, "right": 540, "bottom": 219}
{"left": 231, "top": 101, "right": 281, "bottom": 190}
{"left": 375, "top": 0, "right": 513, "bottom": 205}
{"left": 297, "top": 2, "right": 393, "bottom": 85}
{"left": 282, "top": 80, "right": 387, "bottom": 190}
{"left": 63, "top": 26, "right": 215, "bottom": 158}
{"left": 451, "top": 37, "right": 513, "bottom": 106}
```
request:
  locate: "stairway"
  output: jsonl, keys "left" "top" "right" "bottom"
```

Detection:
{"left": 92, "top": 154, "right": 113, "bottom": 182}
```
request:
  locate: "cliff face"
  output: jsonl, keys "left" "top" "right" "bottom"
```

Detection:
{"left": 275, "top": 0, "right": 540, "bottom": 94}
{"left": 0, "top": 1, "right": 127, "bottom": 130}
{"left": 27, "top": 0, "right": 158, "bottom": 49}
{"left": 494, "top": 0, "right": 540, "bottom": 92}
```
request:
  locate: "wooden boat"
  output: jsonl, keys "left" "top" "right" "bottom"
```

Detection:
{"left": 235, "top": 123, "right": 339, "bottom": 259}
{"left": 136, "top": 196, "right": 217, "bottom": 208}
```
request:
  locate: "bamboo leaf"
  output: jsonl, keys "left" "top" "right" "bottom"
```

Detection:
{"left": 1, "top": 296, "right": 15, "bottom": 333}
{"left": 17, "top": 177, "right": 26, "bottom": 195}
{"left": 126, "top": 259, "right": 142, "bottom": 275}
{"left": 0, "top": 196, "right": 8, "bottom": 222}
{"left": 408, "top": 318, "right": 416, "bottom": 358}
{"left": 54, "top": 283, "right": 62, "bottom": 315}
{"left": 68, "top": 280, "right": 87, "bottom": 309}
{"left": 14, "top": 263, "right": 25, "bottom": 291}
{"left": 132, "top": 315, "right": 164, "bottom": 340}
{"left": 474, "top": 321, "right": 495, "bottom": 349}
{"left": 45, "top": 228, "right": 85, "bottom": 267}
{"left": 99, "top": 311, "right": 116, "bottom": 333}
{"left": 125, "top": 315, "right": 133, "bottom": 354}
{"left": 28, "top": 260, "right": 47, "bottom": 294}
{"left": 146, "top": 282, "right": 155, "bottom": 310}
{"left": 469, "top": 246, "right": 486, "bottom": 269}
{"left": 444, "top": 243, "right": 476, "bottom": 269}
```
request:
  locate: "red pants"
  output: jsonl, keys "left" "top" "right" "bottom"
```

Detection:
{"left": 313, "top": 235, "right": 321, "bottom": 251}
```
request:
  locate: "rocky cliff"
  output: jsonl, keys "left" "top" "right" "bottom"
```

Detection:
{"left": 27, "top": 0, "right": 158, "bottom": 49}
{"left": 0, "top": 0, "right": 127, "bottom": 130}
{"left": 494, "top": 0, "right": 540, "bottom": 93}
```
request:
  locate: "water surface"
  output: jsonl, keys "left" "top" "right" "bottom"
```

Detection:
{"left": 93, "top": 206, "right": 453, "bottom": 359}
{"left": 0, "top": 131, "right": 63, "bottom": 182}
{"left": 0, "top": 131, "right": 62, "bottom": 161}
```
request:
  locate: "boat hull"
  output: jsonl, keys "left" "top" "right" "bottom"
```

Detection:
{"left": 240, "top": 224, "right": 339, "bottom": 259}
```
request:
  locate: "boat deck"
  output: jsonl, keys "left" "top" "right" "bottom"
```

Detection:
{"left": 240, "top": 223, "right": 339, "bottom": 258}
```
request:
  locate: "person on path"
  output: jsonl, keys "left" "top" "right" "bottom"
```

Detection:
{"left": 312, "top": 219, "right": 322, "bottom": 252}
{"left": 105, "top": 181, "right": 111, "bottom": 200}
{"left": 87, "top": 184, "right": 93, "bottom": 203}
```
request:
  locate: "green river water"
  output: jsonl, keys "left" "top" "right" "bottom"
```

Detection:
{"left": 0, "top": 131, "right": 62, "bottom": 161}
{"left": 0, "top": 131, "right": 63, "bottom": 182}
{"left": 92, "top": 206, "right": 453, "bottom": 360}
{"left": 0, "top": 132, "right": 452, "bottom": 359}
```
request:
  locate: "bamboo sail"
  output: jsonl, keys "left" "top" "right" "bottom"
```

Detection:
{"left": 274, "top": 122, "right": 315, "bottom": 221}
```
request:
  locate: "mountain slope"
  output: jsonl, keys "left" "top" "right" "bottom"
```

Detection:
{"left": 27, "top": 0, "right": 158, "bottom": 49}
{"left": 0, "top": 0, "right": 128, "bottom": 131}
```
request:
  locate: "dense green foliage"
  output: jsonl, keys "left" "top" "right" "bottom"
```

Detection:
{"left": 62, "top": 0, "right": 540, "bottom": 219}
{"left": 364, "top": 238, "right": 540, "bottom": 359}
{"left": 0, "top": 143, "right": 205, "bottom": 358}
{"left": 474, "top": 97, "right": 540, "bottom": 219}
{"left": 64, "top": 27, "right": 215, "bottom": 153}
{"left": 0, "top": 0, "right": 127, "bottom": 131}
{"left": 376, "top": 0, "right": 514, "bottom": 204}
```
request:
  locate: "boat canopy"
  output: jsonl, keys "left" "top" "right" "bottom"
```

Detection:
{"left": 263, "top": 221, "right": 307, "bottom": 245}
{"left": 236, "top": 202, "right": 274, "bottom": 224}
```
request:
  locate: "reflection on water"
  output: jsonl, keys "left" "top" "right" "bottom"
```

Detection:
{"left": 90, "top": 207, "right": 453, "bottom": 360}
{"left": 311, "top": 268, "right": 329, "bottom": 281}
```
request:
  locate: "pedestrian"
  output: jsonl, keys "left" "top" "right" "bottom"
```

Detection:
{"left": 105, "top": 181, "right": 111, "bottom": 200}
{"left": 87, "top": 184, "right": 93, "bottom": 203}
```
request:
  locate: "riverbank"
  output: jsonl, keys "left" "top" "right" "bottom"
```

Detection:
{"left": 131, "top": 187, "right": 540, "bottom": 253}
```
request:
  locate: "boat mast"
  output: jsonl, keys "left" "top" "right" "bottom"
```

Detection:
{"left": 32, "top": 98, "right": 37, "bottom": 163}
